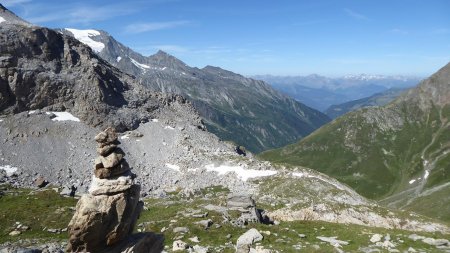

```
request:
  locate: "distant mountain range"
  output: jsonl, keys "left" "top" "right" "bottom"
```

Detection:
{"left": 325, "top": 88, "right": 408, "bottom": 119}
{"left": 60, "top": 28, "right": 330, "bottom": 153}
{"left": 261, "top": 62, "right": 450, "bottom": 222}
{"left": 254, "top": 74, "right": 421, "bottom": 111}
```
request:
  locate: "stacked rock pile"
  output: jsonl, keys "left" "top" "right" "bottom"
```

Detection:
{"left": 67, "top": 127, "right": 162, "bottom": 253}
{"left": 94, "top": 127, "right": 130, "bottom": 179}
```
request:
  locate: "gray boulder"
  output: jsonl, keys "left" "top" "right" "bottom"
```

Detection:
{"left": 236, "top": 228, "right": 263, "bottom": 253}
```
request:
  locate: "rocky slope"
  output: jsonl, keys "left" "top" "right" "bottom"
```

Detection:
{"left": 325, "top": 88, "right": 408, "bottom": 119}
{"left": 1, "top": 111, "right": 447, "bottom": 235}
{"left": 0, "top": 18, "right": 203, "bottom": 132}
{"left": 261, "top": 62, "right": 450, "bottom": 222}
{"left": 60, "top": 28, "right": 330, "bottom": 153}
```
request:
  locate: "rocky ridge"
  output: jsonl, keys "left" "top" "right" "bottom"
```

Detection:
{"left": 60, "top": 28, "right": 330, "bottom": 153}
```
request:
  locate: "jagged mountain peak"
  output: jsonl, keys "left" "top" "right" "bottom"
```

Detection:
{"left": 148, "top": 50, "right": 187, "bottom": 68}
{"left": 154, "top": 49, "right": 170, "bottom": 57}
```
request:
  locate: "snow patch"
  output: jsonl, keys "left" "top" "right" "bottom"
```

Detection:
{"left": 28, "top": 110, "right": 36, "bottom": 114}
{"left": 130, "top": 58, "right": 151, "bottom": 71}
{"left": 409, "top": 179, "right": 416, "bottom": 184}
{"left": 46, "top": 112, "right": 80, "bottom": 122}
{"left": 165, "top": 163, "right": 180, "bottom": 172}
{"left": 0, "top": 16, "right": 5, "bottom": 24}
{"left": 292, "top": 172, "right": 344, "bottom": 190}
{"left": 424, "top": 170, "right": 429, "bottom": 179}
{"left": 120, "top": 134, "right": 130, "bottom": 140}
{"left": 205, "top": 164, "right": 277, "bottom": 181}
{"left": 116, "top": 56, "right": 122, "bottom": 62}
{"left": 164, "top": 126, "right": 175, "bottom": 130}
{"left": 0, "top": 119, "right": 3, "bottom": 122}
{"left": 151, "top": 119, "right": 159, "bottom": 122}
{"left": 0, "top": 165, "right": 18, "bottom": 176}
{"left": 292, "top": 172, "right": 314, "bottom": 178}
{"left": 381, "top": 148, "right": 393, "bottom": 156}
{"left": 65, "top": 28, "right": 105, "bottom": 53}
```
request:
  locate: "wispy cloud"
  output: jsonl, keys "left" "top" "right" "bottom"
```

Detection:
{"left": 389, "top": 28, "right": 409, "bottom": 35}
{"left": 343, "top": 8, "right": 369, "bottom": 20}
{"left": 292, "top": 19, "right": 328, "bottom": 27}
{"left": 124, "top": 21, "right": 190, "bottom": 33}
{"left": 16, "top": 1, "right": 149, "bottom": 26}
{"left": 431, "top": 28, "right": 450, "bottom": 35}
{"left": 1, "top": 0, "right": 32, "bottom": 7}
{"left": 327, "top": 58, "right": 371, "bottom": 65}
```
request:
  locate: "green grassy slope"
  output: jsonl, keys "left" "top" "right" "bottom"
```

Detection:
{"left": 260, "top": 63, "right": 450, "bottom": 221}
{"left": 1, "top": 185, "right": 447, "bottom": 252}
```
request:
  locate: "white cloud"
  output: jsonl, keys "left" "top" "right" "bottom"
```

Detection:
{"left": 343, "top": 8, "right": 369, "bottom": 20}
{"left": 124, "top": 21, "right": 190, "bottom": 33}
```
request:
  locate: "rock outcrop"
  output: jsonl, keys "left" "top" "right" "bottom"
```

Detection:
{"left": 67, "top": 128, "right": 163, "bottom": 253}
{"left": 226, "top": 194, "right": 262, "bottom": 227}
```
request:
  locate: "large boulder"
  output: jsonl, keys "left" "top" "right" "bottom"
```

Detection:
{"left": 227, "top": 194, "right": 262, "bottom": 226}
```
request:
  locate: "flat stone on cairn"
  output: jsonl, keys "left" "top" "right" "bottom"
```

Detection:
{"left": 67, "top": 127, "right": 163, "bottom": 253}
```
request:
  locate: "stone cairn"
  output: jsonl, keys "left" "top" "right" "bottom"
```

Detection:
{"left": 67, "top": 127, "right": 163, "bottom": 253}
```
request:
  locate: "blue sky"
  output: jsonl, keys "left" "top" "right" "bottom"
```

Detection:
{"left": 3, "top": 0, "right": 450, "bottom": 77}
